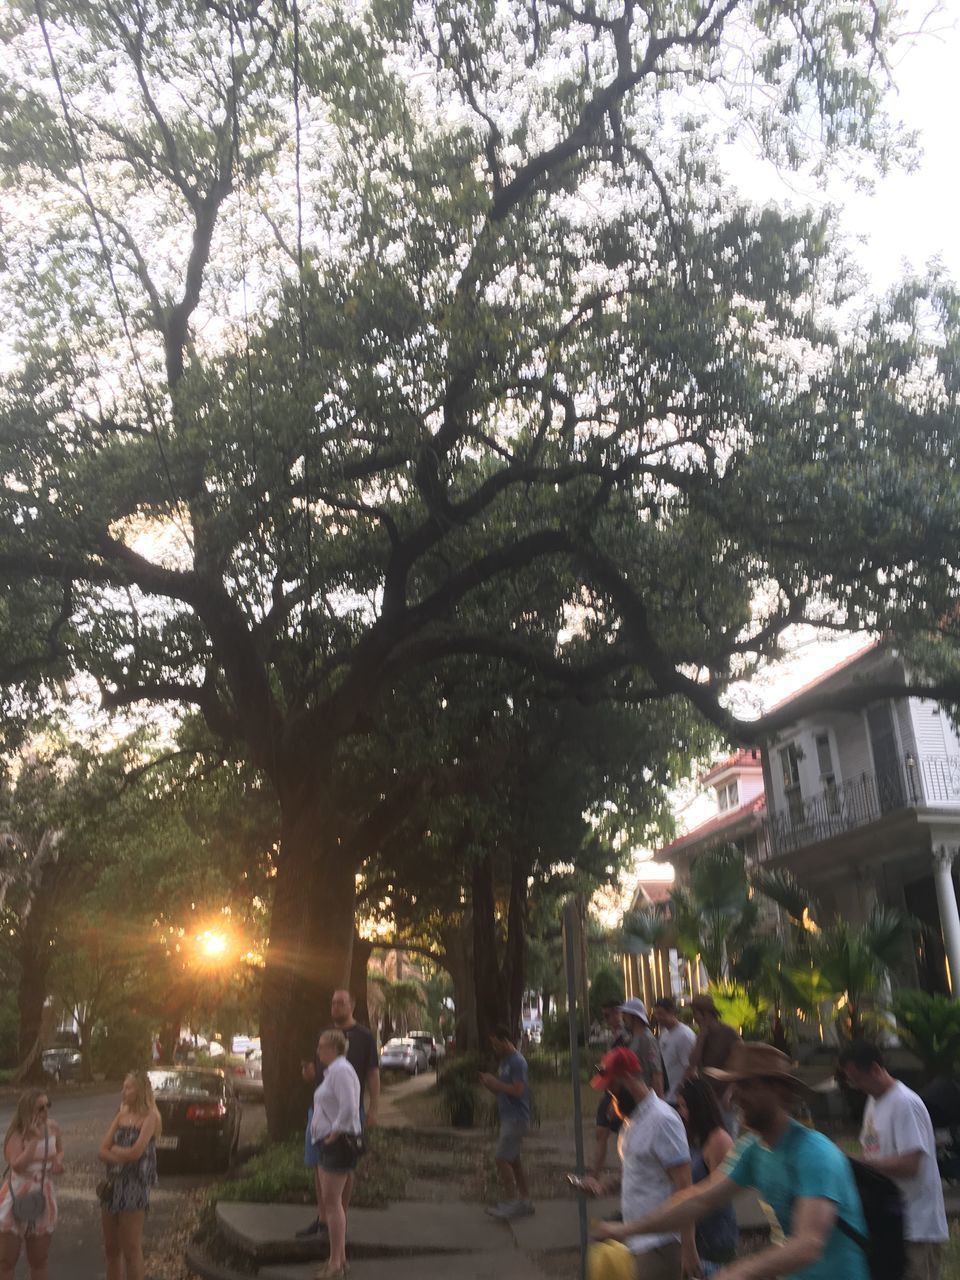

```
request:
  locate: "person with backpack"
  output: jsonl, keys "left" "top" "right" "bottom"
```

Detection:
{"left": 592, "top": 1043, "right": 870, "bottom": 1280}
{"left": 840, "top": 1039, "right": 947, "bottom": 1280}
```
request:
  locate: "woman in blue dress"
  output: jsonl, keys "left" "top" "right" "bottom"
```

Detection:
{"left": 97, "top": 1072, "right": 160, "bottom": 1280}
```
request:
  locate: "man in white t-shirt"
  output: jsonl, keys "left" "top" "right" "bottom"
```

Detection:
{"left": 841, "top": 1039, "right": 948, "bottom": 1280}
{"left": 652, "top": 998, "right": 696, "bottom": 1104}
{"left": 583, "top": 1047, "right": 698, "bottom": 1279}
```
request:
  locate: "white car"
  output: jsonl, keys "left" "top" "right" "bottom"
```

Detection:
{"left": 232, "top": 1045, "right": 263, "bottom": 1099}
{"left": 409, "top": 1032, "right": 444, "bottom": 1067}
{"left": 380, "top": 1037, "right": 430, "bottom": 1075}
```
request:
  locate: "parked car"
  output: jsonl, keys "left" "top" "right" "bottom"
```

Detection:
{"left": 408, "top": 1032, "right": 444, "bottom": 1067}
{"left": 232, "top": 1045, "right": 263, "bottom": 1100}
{"left": 380, "top": 1037, "right": 430, "bottom": 1076}
{"left": 42, "top": 1047, "right": 82, "bottom": 1083}
{"left": 148, "top": 1068, "right": 241, "bottom": 1171}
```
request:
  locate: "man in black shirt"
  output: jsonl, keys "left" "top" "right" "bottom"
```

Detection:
{"left": 297, "top": 989, "right": 381, "bottom": 1238}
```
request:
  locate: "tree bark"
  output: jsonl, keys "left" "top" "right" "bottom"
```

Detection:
{"left": 441, "top": 923, "right": 478, "bottom": 1053}
{"left": 472, "top": 855, "right": 507, "bottom": 1051}
{"left": 505, "top": 853, "right": 528, "bottom": 1042}
{"left": 260, "top": 799, "right": 357, "bottom": 1138}
{"left": 16, "top": 875, "right": 59, "bottom": 1082}
{"left": 350, "top": 935, "right": 373, "bottom": 1029}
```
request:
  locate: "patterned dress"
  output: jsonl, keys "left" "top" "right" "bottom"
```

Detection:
{"left": 101, "top": 1125, "right": 157, "bottom": 1214}
{"left": 0, "top": 1132, "right": 57, "bottom": 1237}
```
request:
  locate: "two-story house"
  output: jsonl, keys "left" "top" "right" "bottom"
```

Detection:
{"left": 759, "top": 642, "right": 960, "bottom": 997}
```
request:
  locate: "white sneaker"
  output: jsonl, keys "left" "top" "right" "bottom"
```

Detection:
{"left": 499, "top": 1200, "right": 536, "bottom": 1220}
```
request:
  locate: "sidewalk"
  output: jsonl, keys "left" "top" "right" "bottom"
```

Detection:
{"left": 202, "top": 1074, "right": 960, "bottom": 1280}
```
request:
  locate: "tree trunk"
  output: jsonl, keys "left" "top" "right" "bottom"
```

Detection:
{"left": 442, "top": 923, "right": 478, "bottom": 1053}
{"left": 504, "top": 853, "right": 528, "bottom": 1041}
{"left": 17, "top": 925, "right": 54, "bottom": 1083}
{"left": 472, "top": 855, "right": 507, "bottom": 1051}
{"left": 260, "top": 800, "right": 357, "bottom": 1138}
{"left": 350, "top": 936, "right": 373, "bottom": 1030}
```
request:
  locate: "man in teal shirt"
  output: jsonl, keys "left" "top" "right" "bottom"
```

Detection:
{"left": 593, "top": 1042, "right": 868, "bottom": 1280}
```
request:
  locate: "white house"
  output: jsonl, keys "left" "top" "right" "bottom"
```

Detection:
{"left": 629, "top": 643, "right": 960, "bottom": 1002}
{"left": 759, "top": 642, "right": 960, "bottom": 997}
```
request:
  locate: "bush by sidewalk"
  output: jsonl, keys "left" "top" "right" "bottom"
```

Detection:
{"left": 213, "top": 1128, "right": 407, "bottom": 1209}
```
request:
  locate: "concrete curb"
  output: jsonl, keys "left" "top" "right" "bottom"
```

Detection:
{"left": 183, "top": 1241, "right": 251, "bottom": 1280}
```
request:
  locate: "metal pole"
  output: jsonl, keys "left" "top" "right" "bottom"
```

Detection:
{"left": 563, "top": 900, "right": 588, "bottom": 1280}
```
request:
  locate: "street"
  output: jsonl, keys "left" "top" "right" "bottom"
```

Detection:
{"left": 0, "top": 1085, "right": 266, "bottom": 1279}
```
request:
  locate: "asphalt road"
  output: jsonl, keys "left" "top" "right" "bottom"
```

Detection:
{"left": 0, "top": 1084, "right": 267, "bottom": 1279}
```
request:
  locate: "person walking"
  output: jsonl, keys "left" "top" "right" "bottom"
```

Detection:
{"left": 481, "top": 1025, "right": 534, "bottom": 1221}
{"left": 840, "top": 1039, "right": 948, "bottom": 1280}
{"left": 98, "top": 1071, "right": 161, "bottom": 1280}
{"left": 618, "top": 999, "right": 664, "bottom": 1098}
{"left": 675, "top": 1076, "right": 737, "bottom": 1275}
{"left": 652, "top": 998, "right": 696, "bottom": 1104}
{"left": 685, "top": 994, "right": 740, "bottom": 1132}
{"left": 583, "top": 1046, "right": 698, "bottom": 1280}
{"left": 594, "top": 1042, "right": 869, "bottom": 1280}
{"left": 298, "top": 989, "right": 380, "bottom": 1239}
{"left": 0, "top": 1089, "right": 62, "bottom": 1280}
{"left": 590, "top": 1002, "right": 631, "bottom": 1179}
{"left": 309, "top": 1029, "right": 363, "bottom": 1280}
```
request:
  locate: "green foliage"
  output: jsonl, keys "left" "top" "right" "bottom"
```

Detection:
{"left": 435, "top": 1052, "right": 495, "bottom": 1127}
{"left": 214, "top": 1128, "right": 406, "bottom": 1208}
{"left": 893, "top": 991, "right": 960, "bottom": 1079}
{"left": 0, "top": 0, "right": 952, "bottom": 1127}
{"left": 708, "top": 984, "right": 770, "bottom": 1041}
{"left": 91, "top": 1009, "right": 153, "bottom": 1078}
{"left": 816, "top": 907, "right": 916, "bottom": 1039}
{"left": 588, "top": 965, "right": 624, "bottom": 1024}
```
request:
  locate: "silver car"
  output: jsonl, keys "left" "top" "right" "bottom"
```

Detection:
{"left": 380, "top": 1037, "right": 429, "bottom": 1075}
{"left": 231, "top": 1045, "right": 263, "bottom": 1099}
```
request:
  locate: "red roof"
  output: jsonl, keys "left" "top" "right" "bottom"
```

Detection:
{"left": 634, "top": 881, "right": 672, "bottom": 904}
{"left": 657, "top": 795, "right": 766, "bottom": 856}
{"left": 700, "top": 749, "right": 763, "bottom": 785}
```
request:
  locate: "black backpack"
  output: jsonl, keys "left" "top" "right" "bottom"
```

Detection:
{"left": 837, "top": 1157, "right": 906, "bottom": 1280}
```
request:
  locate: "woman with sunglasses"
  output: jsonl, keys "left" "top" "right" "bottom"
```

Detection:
{"left": 675, "top": 1075, "right": 738, "bottom": 1275}
{"left": 98, "top": 1071, "right": 161, "bottom": 1280}
{"left": 0, "top": 1089, "right": 64, "bottom": 1280}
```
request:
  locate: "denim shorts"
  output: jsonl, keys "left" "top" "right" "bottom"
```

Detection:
{"left": 305, "top": 1105, "right": 365, "bottom": 1169}
{"left": 495, "top": 1120, "right": 528, "bottom": 1163}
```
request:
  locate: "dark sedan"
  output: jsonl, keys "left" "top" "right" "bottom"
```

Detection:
{"left": 147, "top": 1068, "right": 241, "bottom": 1172}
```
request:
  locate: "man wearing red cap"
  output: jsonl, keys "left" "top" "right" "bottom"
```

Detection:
{"left": 593, "top": 1043, "right": 869, "bottom": 1280}
{"left": 583, "top": 1046, "right": 698, "bottom": 1279}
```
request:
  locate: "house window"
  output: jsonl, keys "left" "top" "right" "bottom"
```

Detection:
{"left": 780, "top": 743, "right": 804, "bottom": 824}
{"left": 717, "top": 780, "right": 738, "bottom": 811}
{"left": 815, "top": 732, "right": 839, "bottom": 813}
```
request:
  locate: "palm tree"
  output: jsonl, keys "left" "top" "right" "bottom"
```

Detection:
{"left": 815, "top": 906, "right": 916, "bottom": 1039}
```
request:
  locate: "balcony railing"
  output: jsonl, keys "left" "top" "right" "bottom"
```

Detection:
{"left": 768, "top": 753, "right": 960, "bottom": 855}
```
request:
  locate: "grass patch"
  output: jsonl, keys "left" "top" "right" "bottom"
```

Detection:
{"left": 212, "top": 1128, "right": 407, "bottom": 1209}
{"left": 946, "top": 1218, "right": 960, "bottom": 1280}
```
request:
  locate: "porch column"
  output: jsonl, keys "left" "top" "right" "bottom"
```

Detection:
{"left": 933, "top": 846, "right": 960, "bottom": 998}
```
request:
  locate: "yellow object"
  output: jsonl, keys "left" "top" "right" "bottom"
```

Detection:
{"left": 587, "top": 1239, "right": 636, "bottom": 1280}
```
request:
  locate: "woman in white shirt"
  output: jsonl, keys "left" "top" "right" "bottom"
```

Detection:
{"left": 309, "top": 1030, "right": 362, "bottom": 1279}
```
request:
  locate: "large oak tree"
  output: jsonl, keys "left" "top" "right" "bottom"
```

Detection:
{"left": 2, "top": 0, "right": 959, "bottom": 1130}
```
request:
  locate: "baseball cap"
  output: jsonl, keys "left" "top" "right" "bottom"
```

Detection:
{"left": 589, "top": 1046, "right": 642, "bottom": 1091}
{"left": 617, "top": 997, "right": 650, "bottom": 1026}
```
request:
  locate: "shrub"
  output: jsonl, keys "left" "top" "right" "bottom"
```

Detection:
{"left": 91, "top": 1010, "right": 152, "bottom": 1078}
{"left": 589, "top": 966, "right": 625, "bottom": 1024}
{"left": 436, "top": 1053, "right": 484, "bottom": 1127}
{"left": 893, "top": 990, "right": 960, "bottom": 1079}
{"left": 215, "top": 1128, "right": 406, "bottom": 1207}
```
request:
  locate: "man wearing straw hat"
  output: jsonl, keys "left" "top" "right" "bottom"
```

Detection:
{"left": 592, "top": 1043, "right": 869, "bottom": 1280}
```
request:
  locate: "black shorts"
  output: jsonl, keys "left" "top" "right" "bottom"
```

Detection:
{"left": 316, "top": 1134, "right": 360, "bottom": 1174}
